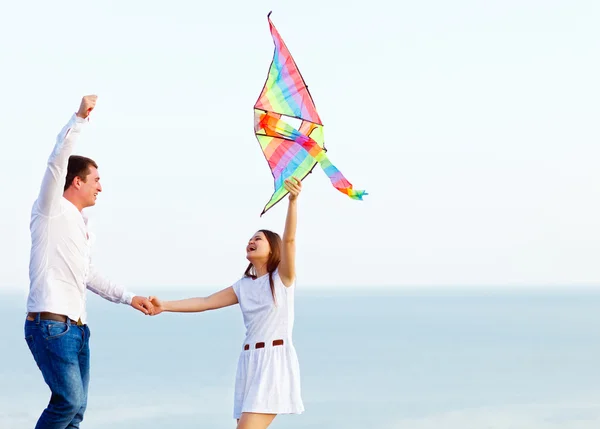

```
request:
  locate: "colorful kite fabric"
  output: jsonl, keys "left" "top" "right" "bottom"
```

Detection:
{"left": 254, "top": 12, "right": 367, "bottom": 215}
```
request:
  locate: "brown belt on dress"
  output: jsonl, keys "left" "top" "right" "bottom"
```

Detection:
{"left": 244, "top": 339, "right": 284, "bottom": 350}
{"left": 27, "top": 312, "right": 84, "bottom": 326}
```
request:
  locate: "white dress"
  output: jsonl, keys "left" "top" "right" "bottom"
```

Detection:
{"left": 231, "top": 269, "right": 304, "bottom": 419}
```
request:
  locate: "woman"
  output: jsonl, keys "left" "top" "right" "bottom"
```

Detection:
{"left": 149, "top": 177, "right": 304, "bottom": 429}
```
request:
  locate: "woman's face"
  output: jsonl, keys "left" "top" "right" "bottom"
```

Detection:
{"left": 246, "top": 231, "right": 271, "bottom": 261}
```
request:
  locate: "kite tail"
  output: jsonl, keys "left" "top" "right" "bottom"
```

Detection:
{"left": 260, "top": 112, "right": 367, "bottom": 201}
{"left": 315, "top": 151, "right": 368, "bottom": 200}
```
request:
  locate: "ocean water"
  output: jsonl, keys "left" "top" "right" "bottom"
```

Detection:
{"left": 1, "top": 287, "right": 600, "bottom": 429}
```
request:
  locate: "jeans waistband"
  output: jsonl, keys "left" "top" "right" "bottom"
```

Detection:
{"left": 27, "top": 312, "right": 84, "bottom": 326}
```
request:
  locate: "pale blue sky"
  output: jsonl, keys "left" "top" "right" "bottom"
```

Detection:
{"left": 0, "top": 0, "right": 598, "bottom": 291}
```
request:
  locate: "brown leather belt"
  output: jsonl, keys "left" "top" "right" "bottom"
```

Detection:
{"left": 244, "top": 339, "right": 284, "bottom": 350}
{"left": 27, "top": 312, "right": 83, "bottom": 326}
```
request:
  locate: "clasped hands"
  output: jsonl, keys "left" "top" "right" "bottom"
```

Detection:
{"left": 130, "top": 296, "right": 163, "bottom": 315}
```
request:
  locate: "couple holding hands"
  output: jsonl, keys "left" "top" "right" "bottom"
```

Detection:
{"left": 25, "top": 96, "right": 304, "bottom": 429}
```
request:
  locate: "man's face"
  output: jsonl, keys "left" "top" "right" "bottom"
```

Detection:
{"left": 79, "top": 166, "right": 102, "bottom": 208}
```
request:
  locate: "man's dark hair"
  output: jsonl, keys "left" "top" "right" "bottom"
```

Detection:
{"left": 64, "top": 155, "right": 98, "bottom": 191}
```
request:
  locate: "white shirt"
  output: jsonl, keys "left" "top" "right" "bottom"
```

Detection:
{"left": 27, "top": 114, "right": 135, "bottom": 323}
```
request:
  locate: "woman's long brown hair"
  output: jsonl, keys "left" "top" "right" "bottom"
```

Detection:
{"left": 244, "top": 229, "right": 282, "bottom": 302}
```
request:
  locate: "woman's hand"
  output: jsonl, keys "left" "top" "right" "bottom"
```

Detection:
{"left": 148, "top": 296, "right": 165, "bottom": 315}
{"left": 284, "top": 177, "right": 302, "bottom": 201}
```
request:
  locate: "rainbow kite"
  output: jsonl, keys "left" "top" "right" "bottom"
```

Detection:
{"left": 254, "top": 12, "right": 367, "bottom": 215}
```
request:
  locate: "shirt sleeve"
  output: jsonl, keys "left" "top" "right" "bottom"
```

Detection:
{"left": 36, "top": 114, "right": 87, "bottom": 216}
{"left": 86, "top": 258, "right": 135, "bottom": 305}
{"left": 232, "top": 278, "right": 243, "bottom": 301}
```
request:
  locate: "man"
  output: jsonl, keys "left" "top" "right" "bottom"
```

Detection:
{"left": 24, "top": 95, "right": 154, "bottom": 429}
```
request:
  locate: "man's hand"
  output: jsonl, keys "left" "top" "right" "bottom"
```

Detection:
{"left": 148, "top": 296, "right": 164, "bottom": 316}
{"left": 76, "top": 95, "right": 98, "bottom": 119}
{"left": 131, "top": 296, "right": 154, "bottom": 315}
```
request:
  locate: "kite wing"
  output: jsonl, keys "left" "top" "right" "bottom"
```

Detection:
{"left": 254, "top": 12, "right": 367, "bottom": 215}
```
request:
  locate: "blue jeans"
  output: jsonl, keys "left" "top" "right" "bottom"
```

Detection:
{"left": 24, "top": 315, "right": 91, "bottom": 429}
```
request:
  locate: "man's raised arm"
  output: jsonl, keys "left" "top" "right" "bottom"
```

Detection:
{"left": 36, "top": 95, "right": 97, "bottom": 215}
